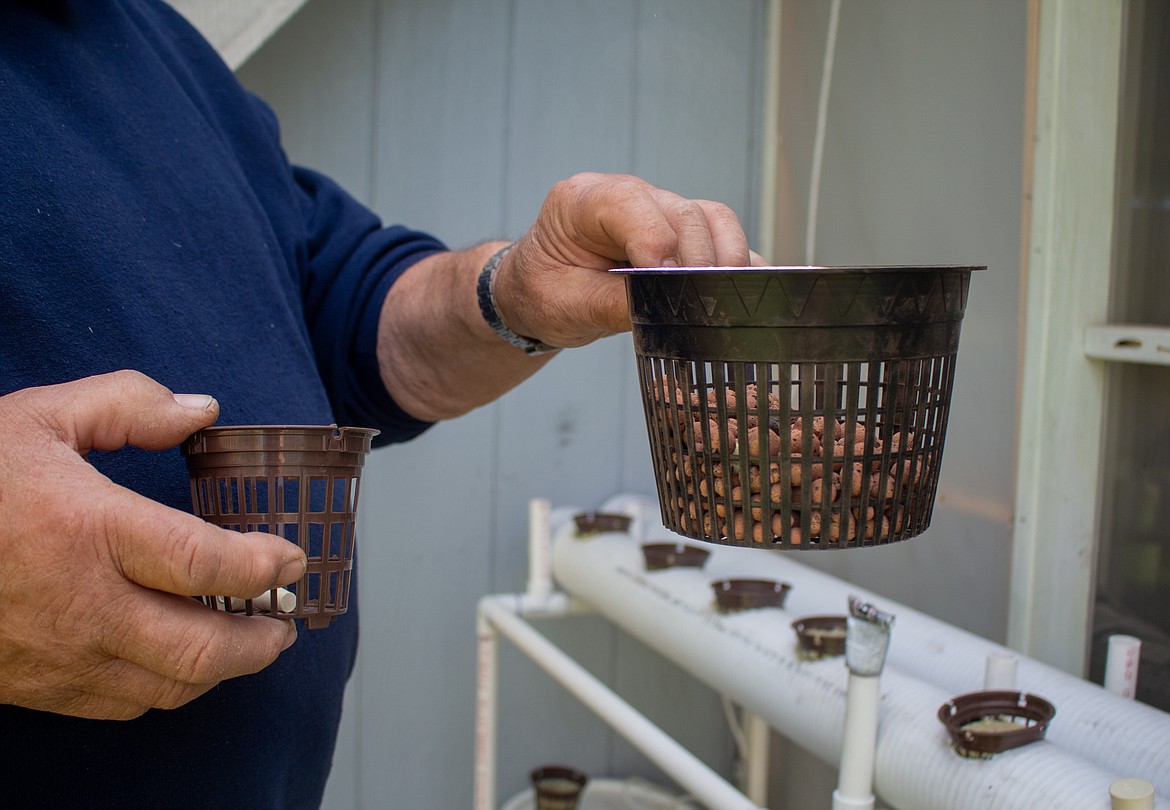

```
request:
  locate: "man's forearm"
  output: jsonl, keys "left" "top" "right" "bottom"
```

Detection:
{"left": 375, "top": 242, "right": 556, "bottom": 422}
{"left": 373, "top": 173, "right": 758, "bottom": 424}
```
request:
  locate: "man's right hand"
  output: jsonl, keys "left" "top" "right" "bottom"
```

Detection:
{"left": 0, "top": 370, "right": 306, "bottom": 720}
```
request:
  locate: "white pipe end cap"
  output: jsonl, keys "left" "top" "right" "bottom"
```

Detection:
{"left": 831, "top": 789, "right": 875, "bottom": 810}
{"left": 1110, "top": 779, "right": 1155, "bottom": 810}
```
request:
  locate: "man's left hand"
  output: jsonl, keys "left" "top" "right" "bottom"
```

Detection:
{"left": 492, "top": 172, "right": 767, "bottom": 350}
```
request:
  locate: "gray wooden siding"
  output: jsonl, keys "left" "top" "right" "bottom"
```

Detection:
{"left": 239, "top": 1, "right": 765, "bottom": 807}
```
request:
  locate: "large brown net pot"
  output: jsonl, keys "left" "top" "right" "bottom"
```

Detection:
{"left": 616, "top": 265, "right": 981, "bottom": 550}
{"left": 181, "top": 425, "right": 378, "bottom": 629}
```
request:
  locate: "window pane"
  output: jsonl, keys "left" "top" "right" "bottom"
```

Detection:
{"left": 1091, "top": 0, "right": 1170, "bottom": 711}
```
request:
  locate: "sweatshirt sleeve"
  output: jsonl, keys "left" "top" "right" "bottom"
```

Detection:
{"left": 292, "top": 165, "right": 447, "bottom": 447}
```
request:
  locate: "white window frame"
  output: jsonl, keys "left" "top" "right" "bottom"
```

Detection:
{"left": 1009, "top": 0, "right": 1125, "bottom": 676}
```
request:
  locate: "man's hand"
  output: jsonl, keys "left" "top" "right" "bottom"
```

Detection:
{"left": 494, "top": 172, "right": 768, "bottom": 349}
{"left": 0, "top": 370, "right": 306, "bottom": 720}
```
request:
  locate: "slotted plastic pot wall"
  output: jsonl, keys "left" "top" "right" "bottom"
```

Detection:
{"left": 182, "top": 425, "right": 378, "bottom": 629}
{"left": 616, "top": 265, "right": 980, "bottom": 550}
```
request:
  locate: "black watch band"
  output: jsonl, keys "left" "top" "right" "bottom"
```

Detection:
{"left": 476, "top": 244, "right": 560, "bottom": 356}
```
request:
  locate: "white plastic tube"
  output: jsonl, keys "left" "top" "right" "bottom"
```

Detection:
{"left": 744, "top": 712, "right": 771, "bottom": 806}
{"left": 215, "top": 588, "right": 297, "bottom": 614}
{"left": 1104, "top": 635, "right": 1141, "bottom": 699}
{"left": 552, "top": 522, "right": 1170, "bottom": 810}
{"left": 984, "top": 650, "right": 1019, "bottom": 690}
{"left": 832, "top": 674, "right": 879, "bottom": 810}
{"left": 601, "top": 493, "right": 1170, "bottom": 798}
{"left": 527, "top": 498, "right": 553, "bottom": 603}
{"left": 473, "top": 614, "right": 498, "bottom": 810}
{"left": 805, "top": 0, "right": 842, "bottom": 265}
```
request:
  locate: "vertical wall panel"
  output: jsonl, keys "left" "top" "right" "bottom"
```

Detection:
{"left": 374, "top": 0, "right": 512, "bottom": 242}
{"left": 503, "top": 0, "right": 639, "bottom": 227}
{"left": 621, "top": 0, "right": 766, "bottom": 494}
{"left": 489, "top": 1, "right": 643, "bottom": 796}
{"left": 613, "top": 0, "right": 766, "bottom": 784}
{"left": 634, "top": 0, "right": 762, "bottom": 227}
{"left": 361, "top": 2, "right": 512, "bottom": 808}
{"left": 237, "top": 0, "right": 376, "bottom": 197}
{"left": 492, "top": 0, "right": 639, "bottom": 587}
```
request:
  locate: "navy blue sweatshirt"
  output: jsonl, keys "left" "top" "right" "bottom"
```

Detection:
{"left": 0, "top": 1, "right": 445, "bottom": 806}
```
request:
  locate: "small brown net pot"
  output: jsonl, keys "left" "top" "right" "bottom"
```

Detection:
{"left": 181, "top": 425, "right": 378, "bottom": 629}
{"left": 616, "top": 265, "right": 981, "bottom": 550}
{"left": 530, "top": 765, "right": 589, "bottom": 810}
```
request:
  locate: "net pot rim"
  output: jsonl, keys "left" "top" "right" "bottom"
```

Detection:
{"left": 181, "top": 424, "right": 379, "bottom": 457}
{"left": 186, "top": 424, "right": 380, "bottom": 435}
{"left": 611, "top": 264, "right": 986, "bottom": 275}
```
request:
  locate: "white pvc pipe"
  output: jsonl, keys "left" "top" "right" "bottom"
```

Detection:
{"left": 473, "top": 615, "right": 498, "bottom": 810}
{"left": 723, "top": 550, "right": 1170, "bottom": 796}
{"left": 527, "top": 498, "right": 553, "bottom": 603}
{"left": 479, "top": 595, "right": 763, "bottom": 810}
{"left": 832, "top": 674, "right": 879, "bottom": 810}
{"left": 805, "top": 0, "right": 842, "bottom": 266}
{"left": 871, "top": 674, "right": 1154, "bottom": 810}
{"left": 552, "top": 524, "right": 1170, "bottom": 810}
{"left": 598, "top": 494, "right": 1170, "bottom": 798}
{"left": 757, "top": 0, "right": 782, "bottom": 263}
{"left": 1104, "top": 634, "right": 1141, "bottom": 699}
{"left": 744, "top": 711, "right": 770, "bottom": 806}
{"left": 214, "top": 588, "right": 297, "bottom": 614}
{"left": 984, "top": 650, "right": 1019, "bottom": 691}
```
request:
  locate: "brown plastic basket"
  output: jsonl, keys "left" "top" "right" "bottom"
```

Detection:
{"left": 938, "top": 690, "right": 1056, "bottom": 759}
{"left": 181, "top": 425, "right": 378, "bottom": 629}
{"left": 616, "top": 265, "right": 981, "bottom": 549}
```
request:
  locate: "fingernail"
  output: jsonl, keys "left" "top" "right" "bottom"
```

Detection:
{"left": 278, "top": 557, "right": 307, "bottom": 585}
{"left": 173, "top": 393, "right": 217, "bottom": 411}
{"left": 281, "top": 623, "right": 298, "bottom": 651}
{"left": 661, "top": 257, "right": 679, "bottom": 268}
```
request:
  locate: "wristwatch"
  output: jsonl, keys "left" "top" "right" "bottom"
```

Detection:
{"left": 476, "top": 243, "right": 560, "bottom": 356}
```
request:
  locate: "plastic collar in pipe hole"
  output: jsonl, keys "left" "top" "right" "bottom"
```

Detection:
{"left": 530, "top": 764, "right": 588, "bottom": 810}
{"left": 938, "top": 690, "right": 1056, "bottom": 759}
{"left": 572, "top": 512, "right": 632, "bottom": 537}
{"left": 711, "top": 578, "right": 792, "bottom": 612}
{"left": 791, "top": 615, "right": 848, "bottom": 660}
{"left": 640, "top": 542, "right": 711, "bottom": 571}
